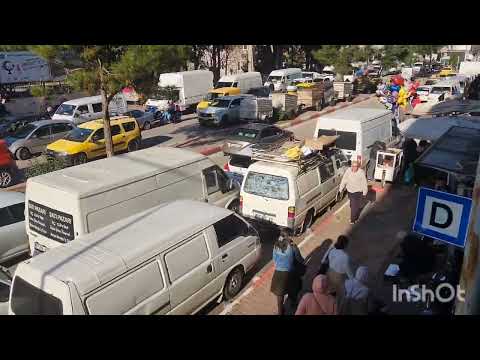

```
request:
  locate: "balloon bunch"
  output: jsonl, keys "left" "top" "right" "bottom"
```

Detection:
{"left": 378, "top": 74, "right": 421, "bottom": 110}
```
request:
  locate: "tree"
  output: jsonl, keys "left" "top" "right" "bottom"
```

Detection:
{"left": 313, "top": 45, "right": 353, "bottom": 80}
{"left": 0, "top": 45, "right": 30, "bottom": 52}
{"left": 30, "top": 45, "right": 189, "bottom": 158}
{"left": 382, "top": 45, "right": 412, "bottom": 69}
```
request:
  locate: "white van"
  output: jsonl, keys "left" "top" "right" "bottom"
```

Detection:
{"left": 264, "top": 68, "right": 303, "bottom": 92}
{"left": 240, "top": 148, "right": 349, "bottom": 235}
{"left": 25, "top": 146, "right": 240, "bottom": 256}
{"left": 216, "top": 72, "right": 263, "bottom": 94}
{"left": 313, "top": 107, "right": 394, "bottom": 166}
{"left": 9, "top": 200, "right": 261, "bottom": 315}
{"left": 428, "top": 80, "right": 462, "bottom": 103}
{"left": 52, "top": 94, "right": 128, "bottom": 125}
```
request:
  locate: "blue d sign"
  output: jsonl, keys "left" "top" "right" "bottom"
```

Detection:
{"left": 413, "top": 187, "right": 472, "bottom": 248}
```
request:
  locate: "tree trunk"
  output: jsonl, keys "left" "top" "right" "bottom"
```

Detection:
{"left": 101, "top": 89, "right": 114, "bottom": 158}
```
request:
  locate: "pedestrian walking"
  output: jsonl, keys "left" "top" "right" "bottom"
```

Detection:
{"left": 339, "top": 266, "right": 370, "bottom": 315}
{"left": 271, "top": 232, "right": 295, "bottom": 315}
{"left": 326, "top": 235, "right": 355, "bottom": 299}
{"left": 285, "top": 238, "right": 306, "bottom": 313}
{"left": 339, "top": 160, "right": 368, "bottom": 224}
{"left": 295, "top": 274, "right": 337, "bottom": 315}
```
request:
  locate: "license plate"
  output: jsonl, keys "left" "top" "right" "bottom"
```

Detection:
{"left": 34, "top": 242, "right": 47, "bottom": 253}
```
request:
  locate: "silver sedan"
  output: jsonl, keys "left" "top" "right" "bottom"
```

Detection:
{"left": 124, "top": 109, "right": 156, "bottom": 130}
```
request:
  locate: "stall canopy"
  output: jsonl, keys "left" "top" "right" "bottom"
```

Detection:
{"left": 411, "top": 99, "right": 480, "bottom": 117}
{"left": 415, "top": 126, "right": 480, "bottom": 177}
{"left": 399, "top": 116, "right": 480, "bottom": 141}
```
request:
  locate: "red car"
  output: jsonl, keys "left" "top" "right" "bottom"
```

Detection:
{"left": 0, "top": 139, "right": 18, "bottom": 188}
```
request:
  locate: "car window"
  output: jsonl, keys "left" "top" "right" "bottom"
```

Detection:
{"left": 122, "top": 121, "right": 136, "bottom": 132}
{"left": 231, "top": 98, "right": 242, "bottom": 106}
{"left": 111, "top": 125, "right": 121, "bottom": 136}
{"left": 132, "top": 110, "right": 142, "bottom": 117}
{"left": 319, "top": 161, "right": 335, "bottom": 183}
{"left": 203, "top": 166, "right": 228, "bottom": 195}
{"left": 0, "top": 203, "right": 24, "bottom": 227}
{"left": 92, "top": 103, "right": 103, "bottom": 113}
{"left": 92, "top": 129, "right": 104, "bottom": 141}
{"left": 213, "top": 214, "right": 251, "bottom": 248}
{"left": 52, "top": 123, "right": 73, "bottom": 134}
{"left": 77, "top": 105, "right": 89, "bottom": 114}
{"left": 33, "top": 125, "right": 51, "bottom": 138}
{"left": 0, "top": 281, "right": 10, "bottom": 303}
{"left": 260, "top": 127, "right": 276, "bottom": 138}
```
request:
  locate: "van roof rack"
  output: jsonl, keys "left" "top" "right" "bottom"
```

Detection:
{"left": 251, "top": 140, "right": 331, "bottom": 175}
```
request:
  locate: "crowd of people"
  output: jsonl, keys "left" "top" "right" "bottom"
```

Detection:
{"left": 271, "top": 232, "right": 373, "bottom": 316}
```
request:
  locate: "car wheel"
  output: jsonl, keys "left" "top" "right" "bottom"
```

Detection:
{"left": 301, "top": 210, "right": 314, "bottom": 234}
{"left": 228, "top": 200, "right": 240, "bottom": 214}
{"left": 0, "top": 169, "right": 13, "bottom": 188}
{"left": 75, "top": 153, "right": 88, "bottom": 165}
{"left": 143, "top": 121, "right": 151, "bottom": 130}
{"left": 128, "top": 139, "right": 140, "bottom": 152}
{"left": 16, "top": 147, "right": 31, "bottom": 160}
{"left": 224, "top": 267, "right": 245, "bottom": 301}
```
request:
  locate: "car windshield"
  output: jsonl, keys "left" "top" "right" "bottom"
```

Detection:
{"left": 64, "top": 127, "right": 93, "bottom": 142}
{"left": 216, "top": 82, "right": 234, "bottom": 88}
{"left": 322, "top": 71, "right": 334, "bottom": 75}
{"left": 431, "top": 87, "right": 451, "bottom": 94}
{"left": 10, "top": 276, "right": 63, "bottom": 315}
{"left": 11, "top": 123, "right": 36, "bottom": 139}
{"left": 211, "top": 99, "right": 231, "bottom": 108}
{"left": 232, "top": 128, "right": 259, "bottom": 139}
{"left": 268, "top": 76, "right": 283, "bottom": 82}
{"left": 55, "top": 104, "right": 76, "bottom": 116}
{"left": 244, "top": 172, "right": 289, "bottom": 200}
{"left": 417, "top": 87, "right": 430, "bottom": 92}
{"left": 205, "top": 93, "right": 220, "bottom": 101}
{"left": 425, "top": 80, "right": 436, "bottom": 85}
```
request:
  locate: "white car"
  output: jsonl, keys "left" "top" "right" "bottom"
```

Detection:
{"left": 0, "top": 192, "right": 29, "bottom": 264}
{"left": 416, "top": 86, "right": 433, "bottom": 102}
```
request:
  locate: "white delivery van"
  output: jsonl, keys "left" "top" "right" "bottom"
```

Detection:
{"left": 25, "top": 146, "right": 240, "bottom": 256}
{"left": 52, "top": 95, "right": 128, "bottom": 125}
{"left": 240, "top": 147, "right": 349, "bottom": 235}
{"left": 216, "top": 72, "right": 263, "bottom": 94}
{"left": 9, "top": 200, "right": 261, "bottom": 315}
{"left": 401, "top": 67, "right": 414, "bottom": 80}
{"left": 147, "top": 70, "right": 214, "bottom": 113}
{"left": 427, "top": 80, "right": 462, "bottom": 103}
{"left": 313, "top": 107, "right": 394, "bottom": 166}
{"left": 264, "top": 68, "right": 303, "bottom": 92}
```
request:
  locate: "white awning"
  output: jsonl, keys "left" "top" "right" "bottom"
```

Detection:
{"left": 399, "top": 116, "right": 480, "bottom": 141}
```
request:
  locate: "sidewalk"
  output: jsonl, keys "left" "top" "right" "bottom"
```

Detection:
{"left": 221, "top": 183, "right": 418, "bottom": 315}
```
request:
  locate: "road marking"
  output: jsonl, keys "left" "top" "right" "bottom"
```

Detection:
{"left": 334, "top": 201, "right": 350, "bottom": 215}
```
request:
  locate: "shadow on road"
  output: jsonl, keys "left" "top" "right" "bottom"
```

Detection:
{"left": 140, "top": 135, "right": 172, "bottom": 149}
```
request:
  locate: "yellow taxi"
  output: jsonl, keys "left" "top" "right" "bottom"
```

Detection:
{"left": 197, "top": 87, "right": 241, "bottom": 111}
{"left": 45, "top": 116, "right": 141, "bottom": 166}
{"left": 439, "top": 66, "right": 454, "bottom": 77}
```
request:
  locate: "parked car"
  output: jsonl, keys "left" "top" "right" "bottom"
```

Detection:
{"left": 123, "top": 109, "right": 155, "bottom": 130}
{"left": 198, "top": 95, "right": 253, "bottom": 127}
{"left": 0, "top": 139, "right": 19, "bottom": 188}
{"left": 9, "top": 200, "right": 261, "bottom": 314}
{"left": 416, "top": 85, "right": 433, "bottom": 102}
{"left": 222, "top": 123, "right": 294, "bottom": 156}
{"left": 45, "top": 116, "right": 141, "bottom": 166}
{"left": 5, "top": 120, "right": 75, "bottom": 160}
{"left": 0, "top": 191, "right": 29, "bottom": 264}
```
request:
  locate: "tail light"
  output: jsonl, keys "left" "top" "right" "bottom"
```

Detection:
{"left": 239, "top": 196, "right": 243, "bottom": 212}
{"left": 224, "top": 163, "right": 230, "bottom": 172}
{"left": 288, "top": 206, "right": 295, "bottom": 219}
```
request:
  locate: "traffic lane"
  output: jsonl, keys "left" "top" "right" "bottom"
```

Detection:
{"left": 201, "top": 195, "right": 351, "bottom": 315}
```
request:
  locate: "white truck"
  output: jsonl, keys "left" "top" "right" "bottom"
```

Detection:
{"left": 459, "top": 61, "right": 480, "bottom": 79}
{"left": 0, "top": 52, "right": 51, "bottom": 84}
{"left": 146, "top": 70, "right": 214, "bottom": 116}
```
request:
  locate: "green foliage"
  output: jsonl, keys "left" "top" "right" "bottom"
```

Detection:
{"left": 30, "top": 85, "right": 51, "bottom": 98}
{"left": 449, "top": 54, "right": 460, "bottom": 67}
{"left": 0, "top": 45, "right": 30, "bottom": 52}
{"left": 25, "top": 157, "right": 67, "bottom": 179}
{"left": 313, "top": 45, "right": 353, "bottom": 78}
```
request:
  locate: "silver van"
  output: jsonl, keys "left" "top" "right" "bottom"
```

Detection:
{"left": 5, "top": 120, "right": 75, "bottom": 160}
{"left": 9, "top": 200, "right": 261, "bottom": 315}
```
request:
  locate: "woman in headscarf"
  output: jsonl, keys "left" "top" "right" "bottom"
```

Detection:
{"left": 295, "top": 275, "right": 337, "bottom": 315}
{"left": 339, "top": 266, "right": 370, "bottom": 315}
{"left": 271, "top": 232, "right": 295, "bottom": 315}
{"left": 326, "top": 235, "right": 355, "bottom": 299}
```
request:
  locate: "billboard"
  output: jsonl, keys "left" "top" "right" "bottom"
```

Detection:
{"left": 0, "top": 51, "right": 52, "bottom": 84}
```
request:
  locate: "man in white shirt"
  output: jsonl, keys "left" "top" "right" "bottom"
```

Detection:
{"left": 339, "top": 160, "right": 368, "bottom": 224}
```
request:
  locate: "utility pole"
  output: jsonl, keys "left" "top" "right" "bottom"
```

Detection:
{"left": 456, "top": 157, "right": 480, "bottom": 315}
